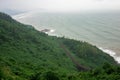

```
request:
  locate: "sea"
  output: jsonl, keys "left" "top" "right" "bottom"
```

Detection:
{"left": 12, "top": 11, "right": 120, "bottom": 63}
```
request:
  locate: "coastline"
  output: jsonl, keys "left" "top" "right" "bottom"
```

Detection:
{"left": 41, "top": 28, "right": 120, "bottom": 64}
{"left": 43, "top": 30, "right": 120, "bottom": 64}
{"left": 99, "top": 47, "right": 120, "bottom": 63}
{"left": 12, "top": 13, "right": 120, "bottom": 64}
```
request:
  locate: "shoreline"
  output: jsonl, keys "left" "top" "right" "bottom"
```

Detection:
{"left": 99, "top": 47, "right": 120, "bottom": 63}
{"left": 44, "top": 29, "right": 120, "bottom": 64}
{"left": 12, "top": 13, "right": 120, "bottom": 64}
{"left": 30, "top": 27, "right": 120, "bottom": 64}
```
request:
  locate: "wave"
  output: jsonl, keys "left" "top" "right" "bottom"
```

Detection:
{"left": 99, "top": 47, "right": 120, "bottom": 63}
{"left": 50, "top": 29, "right": 55, "bottom": 33}
{"left": 12, "top": 13, "right": 27, "bottom": 19}
{"left": 12, "top": 11, "right": 33, "bottom": 19}
{"left": 40, "top": 28, "right": 55, "bottom": 34}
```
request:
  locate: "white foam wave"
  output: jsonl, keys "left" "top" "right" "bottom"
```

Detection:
{"left": 99, "top": 47, "right": 120, "bottom": 63}
{"left": 12, "top": 13, "right": 27, "bottom": 19}
{"left": 12, "top": 12, "right": 33, "bottom": 19}
{"left": 40, "top": 28, "right": 55, "bottom": 34}
{"left": 50, "top": 29, "right": 55, "bottom": 33}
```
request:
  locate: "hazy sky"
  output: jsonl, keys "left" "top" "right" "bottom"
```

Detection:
{"left": 0, "top": 0, "right": 120, "bottom": 12}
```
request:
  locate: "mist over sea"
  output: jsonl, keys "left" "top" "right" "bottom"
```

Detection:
{"left": 13, "top": 11, "right": 120, "bottom": 63}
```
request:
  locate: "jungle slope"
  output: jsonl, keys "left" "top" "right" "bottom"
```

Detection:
{"left": 0, "top": 12, "right": 119, "bottom": 80}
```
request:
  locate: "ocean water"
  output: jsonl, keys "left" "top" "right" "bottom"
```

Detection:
{"left": 13, "top": 11, "right": 120, "bottom": 63}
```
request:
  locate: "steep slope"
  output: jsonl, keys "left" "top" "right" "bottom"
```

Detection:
{"left": 0, "top": 12, "right": 117, "bottom": 80}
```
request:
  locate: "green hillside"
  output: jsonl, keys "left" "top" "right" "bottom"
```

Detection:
{"left": 0, "top": 12, "right": 119, "bottom": 80}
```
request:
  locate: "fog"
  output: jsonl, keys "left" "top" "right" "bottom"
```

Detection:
{"left": 0, "top": 0, "right": 120, "bottom": 12}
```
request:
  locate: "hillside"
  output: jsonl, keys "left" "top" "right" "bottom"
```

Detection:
{"left": 0, "top": 12, "right": 119, "bottom": 80}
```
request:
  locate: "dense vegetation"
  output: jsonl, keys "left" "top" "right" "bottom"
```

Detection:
{"left": 0, "top": 12, "right": 120, "bottom": 80}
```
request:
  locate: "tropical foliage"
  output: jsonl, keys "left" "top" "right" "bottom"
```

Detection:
{"left": 0, "top": 12, "right": 119, "bottom": 80}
